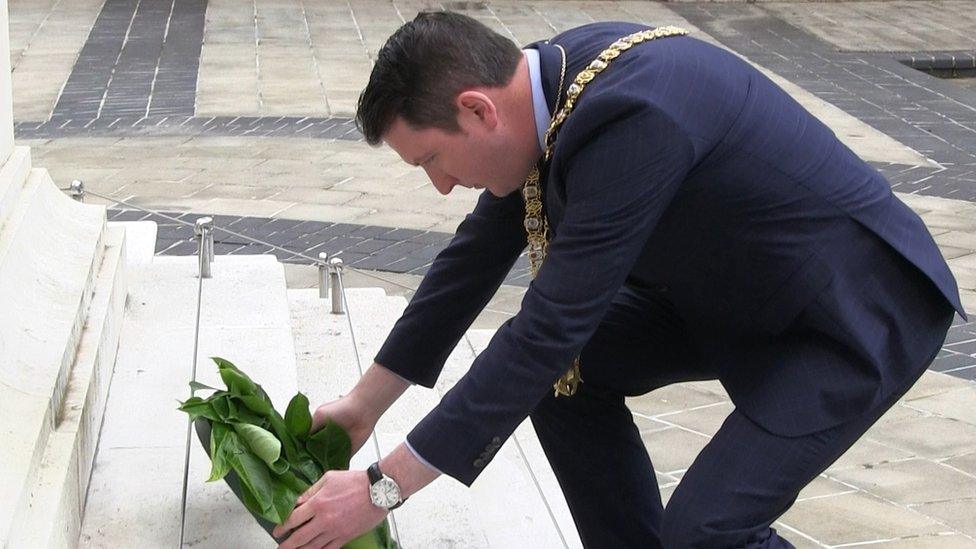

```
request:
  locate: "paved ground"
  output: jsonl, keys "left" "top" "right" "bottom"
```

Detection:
{"left": 10, "top": 0, "right": 976, "bottom": 546}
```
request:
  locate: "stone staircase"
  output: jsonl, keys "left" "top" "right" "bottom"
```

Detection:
{"left": 0, "top": 147, "right": 128, "bottom": 547}
{"left": 69, "top": 222, "right": 582, "bottom": 548}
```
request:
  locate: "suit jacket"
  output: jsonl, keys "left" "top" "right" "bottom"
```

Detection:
{"left": 374, "top": 22, "right": 965, "bottom": 486}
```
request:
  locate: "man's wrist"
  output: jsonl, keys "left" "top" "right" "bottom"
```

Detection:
{"left": 348, "top": 362, "right": 411, "bottom": 424}
{"left": 377, "top": 442, "right": 441, "bottom": 500}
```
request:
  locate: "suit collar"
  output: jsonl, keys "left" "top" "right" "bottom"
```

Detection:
{"left": 527, "top": 40, "right": 565, "bottom": 117}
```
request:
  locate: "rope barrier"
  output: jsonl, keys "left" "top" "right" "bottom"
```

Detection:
{"left": 336, "top": 271, "right": 402, "bottom": 544}
{"left": 60, "top": 185, "right": 420, "bottom": 294}
{"left": 178, "top": 222, "right": 210, "bottom": 547}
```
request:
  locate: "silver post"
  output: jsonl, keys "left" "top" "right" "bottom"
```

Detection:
{"left": 206, "top": 223, "right": 215, "bottom": 265}
{"left": 318, "top": 252, "right": 330, "bottom": 299}
{"left": 329, "top": 257, "right": 344, "bottom": 314}
{"left": 69, "top": 180, "right": 85, "bottom": 202}
{"left": 195, "top": 217, "right": 214, "bottom": 279}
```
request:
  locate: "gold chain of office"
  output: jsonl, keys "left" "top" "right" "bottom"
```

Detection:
{"left": 522, "top": 26, "right": 689, "bottom": 397}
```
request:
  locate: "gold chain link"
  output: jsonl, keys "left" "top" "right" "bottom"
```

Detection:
{"left": 522, "top": 26, "right": 689, "bottom": 398}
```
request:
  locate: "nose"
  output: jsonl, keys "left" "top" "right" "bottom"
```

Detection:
{"left": 424, "top": 166, "right": 459, "bottom": 195}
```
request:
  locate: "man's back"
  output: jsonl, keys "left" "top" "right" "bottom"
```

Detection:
{"left": 539, "top": 23, "right": 961, "bottom": 335}
{"left": 530, "top": 22, "right": 964, "bottom": 434}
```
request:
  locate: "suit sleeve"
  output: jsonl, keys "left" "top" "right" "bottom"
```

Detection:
{"left": 405, "top": 101, "right": 696, "bottom": 486}
{"left": 373, "top": 189, "right": 527, "bottom": 388}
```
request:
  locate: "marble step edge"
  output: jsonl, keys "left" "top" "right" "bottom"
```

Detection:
{"left": 0, "top": 168, "right": 108, "bottom": 545}
{"left": 0, "top": 146, "right": 32, "bottom": 230}
{"left": 5, "top": 224, "right": 127, "bottom": 548}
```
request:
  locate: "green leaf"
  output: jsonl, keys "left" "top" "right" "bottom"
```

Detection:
{"left": 284, "top": 393, "right": 312, "bottom": 440}
{"left": 224, "top": 431, "right": 274, "bottom": 513}
{"left": 211, "top": 395, "right": 231, "bottom": 420}
{"left": 344, "top": 531, "right": 382, "bottom": 549}
{"left": 239, "top": 394, "right": 273, "bottom": 417}
{"left": 344, "top": 519, "right": 396, "bottom": 549}
{"left": 291, "top": 451, "right": 323, "bottom": 486}
{"left": 265, "top": 410, "right": 304, "bottom": 470}
{"left": 276, "top": 469, "right": 311, "bottom": 495}
{"left": 269, "top": 479, "right": 302, "bottom": 525}
{"left": 307, "top": 420, "right": 352, "bottom": 471}
{"left": 207, "top": 422, "right": 233, "bottom": 482}
{"left": 177, "top": 397, "right": 221, "bottom": 422}
{"left": 189, "top": 380, "right": 220, "bottom": 393}
{"left": 377, "top": 518, "right": 397, "bottom": 549}
{"left": 214, "top": 357, "right": 258, "bottom": 395}
{"left": 224, "top": 397, "right": 264, "bottom": 425}
{"left": 232, "top": 423, "right": 282, "bottom": 470}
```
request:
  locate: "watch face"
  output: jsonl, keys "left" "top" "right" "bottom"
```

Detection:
{"left": 370, "top": 478, "right": 401, "bottom": 508}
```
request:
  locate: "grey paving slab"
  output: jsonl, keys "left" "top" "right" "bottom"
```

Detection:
{"left": 763, "top": 1, "right": 976, "bottom": 53}
{"left": 671, "top": 2, "right": 976, "bottom": 200}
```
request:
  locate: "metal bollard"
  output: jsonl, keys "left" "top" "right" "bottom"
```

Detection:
{"left": 69, "top": 180, "right": 85, "bottom": 202}
{"left": 195, "top": 217, "right": 214, "bottom": 279}
{"left": 317, "top": 252, "right": 330, "bottom": 299}
{"left": 329, "top": 257, "right": 344, "bottom": 314}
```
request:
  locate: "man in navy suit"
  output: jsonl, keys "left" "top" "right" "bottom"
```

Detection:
{"left": 272, "top": 12, "right": 965, "bottom": 549}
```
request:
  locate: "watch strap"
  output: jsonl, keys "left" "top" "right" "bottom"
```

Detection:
{"left": 367, "top": 461, "right": 383, "bottom": 484}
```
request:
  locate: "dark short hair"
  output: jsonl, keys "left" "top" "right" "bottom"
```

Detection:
{"left": 356, "top": 11, "right": 523, "bottom": 145}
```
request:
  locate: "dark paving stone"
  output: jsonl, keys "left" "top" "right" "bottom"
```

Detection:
{"left": 352, "top": 239, "right": 396, "bottom": 254}
{"left": 15, "top": 114, "right": 365, "bottom": 141}
{"left": 381, "top": 255, "right": 433, "bottom": 273}
{"left": 349, "top": 225, "right": 396, "bottom": 239}
{"left": 930, "top": 352, "right": 976, "bottom": 372}
{"left": 942, "top": 365, "right": 976, "bottom": 380}
{"left": 374, "top": 228, "right": 426, "bottom": 242}
{"left": 50, "top": 0, "right": 205, "bottom": 121}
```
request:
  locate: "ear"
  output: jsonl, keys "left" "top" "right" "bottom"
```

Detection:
{"left": 456, "top": 91, "right": 498, "bottom": 131}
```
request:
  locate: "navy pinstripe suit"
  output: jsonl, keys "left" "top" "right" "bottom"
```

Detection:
{"left": 375, "top": 23, "right": 964, "bottom": 547}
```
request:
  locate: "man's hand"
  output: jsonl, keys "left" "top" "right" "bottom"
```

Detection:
{"left": 273, "top": 469, "right": 388, "bottom": 549}
{"left": 311, "top": 395, "right": 375, "bottom": 456}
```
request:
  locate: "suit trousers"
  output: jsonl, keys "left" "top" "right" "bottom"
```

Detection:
{"left": 528, "top": 283, "right": 953, "bottom": 549}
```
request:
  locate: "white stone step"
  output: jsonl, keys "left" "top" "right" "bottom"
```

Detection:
{"left": 79, "top": 254, "right": 298, "bottom": 548}
{"left": 0, "top": 165, "right": 108, "bottom": 546}
{"left": 107, "top": 220, "right": 156, "bottom": 266}
{"left": 290, "top": 287, "right": 582, "bottom": 548}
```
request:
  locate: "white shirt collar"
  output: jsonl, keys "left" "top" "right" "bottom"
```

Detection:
{"left": 523, "top": 48, "right": 551, "bottom": 151}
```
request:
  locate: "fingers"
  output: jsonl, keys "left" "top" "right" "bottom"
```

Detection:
{"left": 278, "top": 516, "right": 324, "bottom": 549}
{"left": 272, "top": 497, "right": 315, "bottom": 539}
{"left": 297, "top": 532, "right": 333, "bottom": 549}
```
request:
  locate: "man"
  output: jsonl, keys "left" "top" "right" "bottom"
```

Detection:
{"left": 272, "top": 11, "right": 965, "bottom": 549}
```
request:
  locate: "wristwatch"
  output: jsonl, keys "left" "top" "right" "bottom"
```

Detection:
{"left": 367, "top": 462, "right": 406, "bottom": 510}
